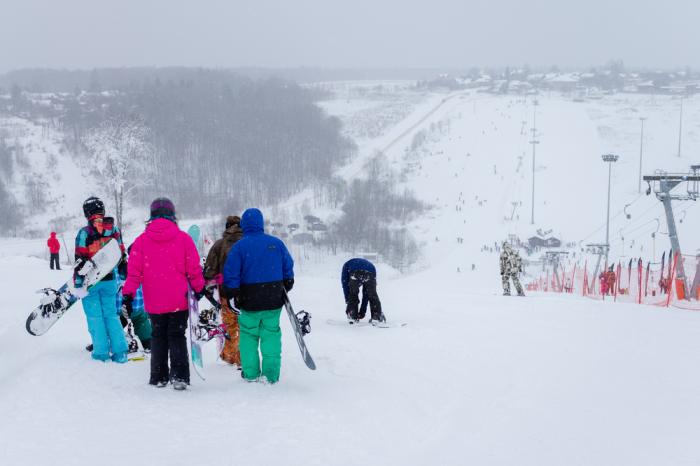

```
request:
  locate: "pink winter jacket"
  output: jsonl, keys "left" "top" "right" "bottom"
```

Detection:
{"left": 123, "top": 218, "right": 205, "bottom": 314}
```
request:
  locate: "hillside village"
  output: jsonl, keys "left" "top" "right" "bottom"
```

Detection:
{"left": 430, "top": 66, "right": 699, "bottom": 96}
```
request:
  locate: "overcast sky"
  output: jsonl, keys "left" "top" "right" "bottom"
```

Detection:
{"left": 1, "top": 0, "right": 698, "bottom": 73}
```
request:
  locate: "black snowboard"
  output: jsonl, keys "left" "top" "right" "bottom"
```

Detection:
{"left": 283, "top": 290, "right": 316, "bottom": 370}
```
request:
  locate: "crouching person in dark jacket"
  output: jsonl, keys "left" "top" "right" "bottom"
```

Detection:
{"left": 222, "top": 208, "right": 294, "bottom": 384}
{"left": 342, "top": 258, "right": 385, "bottom": 324}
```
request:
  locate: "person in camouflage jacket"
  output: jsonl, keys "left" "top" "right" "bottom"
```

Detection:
{"left": 204, "top": 216, "right": 243, "bottom": 367}
{"left": 500, "top": 241, "right": 524, "bottom": 296}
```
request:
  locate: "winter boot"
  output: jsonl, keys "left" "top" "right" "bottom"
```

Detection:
{"left": 503, "top": 292, "right": 511, "bottom": 296}
{"left": 111, "top": 351, "right": 128, "bottom": 364}
{"left": 86, "top": 343, "right": 93, "bottom": 352}
{"left": 347, "top": 312, "right": 359, "bottom": 324}
{"left": 91, "top": 352, "right": 110, "bottom": 362}
{"left": 370, "top": 312, "right": 386, "bottom": 324}
{"left": 141, "top": 338, "right": 151, "bottom": 353}
{"left": 172, "top": 379, "right": 188, "bottom": 391}
{"left": 149, "top": 379, "right": 168, "bottom": 388}
{"left": 517, "top": 292, "right": 526, "bottom": 297}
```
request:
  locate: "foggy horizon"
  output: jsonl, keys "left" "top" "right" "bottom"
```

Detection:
{"left": 1, "top": 0, "right": 698, "bottom": 74}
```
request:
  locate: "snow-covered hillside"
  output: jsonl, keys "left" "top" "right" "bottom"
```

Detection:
{"left": 2, "top": 86, "right": 700, "bottom": 465}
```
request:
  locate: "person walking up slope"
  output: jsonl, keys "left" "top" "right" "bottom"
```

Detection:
{"left": 222, "top": 208, "right": 294, "bottom": 384}
{"left": 47, "top": 232, "right": 61, "bottom": 270}
{"left": 204, "top": 215, "right": 243, "bottom": 367}
{"left": 74, "top": 197, "right": 129, "bottom": 362}
{"left": 500, "top": 241, "right": 524, "bottom": 296}
{"left": 122, "top": 198, "right": 205, "bottom": 390}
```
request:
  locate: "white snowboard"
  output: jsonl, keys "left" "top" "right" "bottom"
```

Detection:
{"left": 326, "top": 319, "right": 406, "bottom": 328}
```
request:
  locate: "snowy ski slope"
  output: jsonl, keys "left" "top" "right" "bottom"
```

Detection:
{"left": 1, "top": 86, "right": 700, "bottom": 465}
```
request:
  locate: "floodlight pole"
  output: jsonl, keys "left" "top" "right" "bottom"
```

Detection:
{"left": 638, "top": 117, "right": 647, "bottom": 193}
{"left": 530, "top": 100, "right": 539, "bottom": 224}
{"left": 678, "top": 95, "right": 684, "bottom": 158}
{"left": 602, "top": 154, "right": 619, "bottom": 265}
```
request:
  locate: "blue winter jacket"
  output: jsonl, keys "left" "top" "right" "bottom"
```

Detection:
{"left": 223, "top": 208, "right": 294, "bottom": 311}
{"left": 341, "top": 258, "right": 376, "bottom": 312}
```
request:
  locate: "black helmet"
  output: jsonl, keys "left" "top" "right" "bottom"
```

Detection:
{"left": 83, "top": 196, "right": 105, "bottom": 219}
{"left": 150, "top": 197, "right": 175, "bottom": 218}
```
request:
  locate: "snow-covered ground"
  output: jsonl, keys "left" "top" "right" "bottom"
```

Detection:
{"left": 2, "top": 86, "right": 700, "bottom": 465}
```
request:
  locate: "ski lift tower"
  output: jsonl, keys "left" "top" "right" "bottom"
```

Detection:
{"left": 643, "top": 167, "right": 700, "bottom": 299}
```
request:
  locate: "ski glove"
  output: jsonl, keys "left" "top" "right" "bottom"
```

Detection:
{"left": 117, "top": 256, "right": 128, "bottom": 280}
{"left": 121, "top": 295, "right": 133, "bottom": 319}
{"left": 227, "top": 297, "right": 241, "bottom": 316}
{"left": 500, "top": 270, "right": 504, "bottom": 276}
{"left": 283, "top": 278, "right": 294, "bottom": 292}
{"left": 72, "top": 286, "right": 89, "bottom": 299}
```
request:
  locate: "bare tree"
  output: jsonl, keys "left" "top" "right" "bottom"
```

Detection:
{"left": 82, "top": 114, "right": 154, "bottom": 229}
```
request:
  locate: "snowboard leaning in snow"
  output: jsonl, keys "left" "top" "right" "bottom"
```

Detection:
{"left": 284, "top": 290, "right": 316, "bottom": 370}
{"left": 187, "top": 281, "right": 206, "bottom": 381}
{"left": 326, "top": 319, "right": 406, "bottom": 328}
{"left": 26, "top": 239, "right": 123, "bottom": 336}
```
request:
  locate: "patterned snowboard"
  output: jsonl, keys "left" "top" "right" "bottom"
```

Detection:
{"left": 26, "top": 239, "right": 123, "bottom": 336}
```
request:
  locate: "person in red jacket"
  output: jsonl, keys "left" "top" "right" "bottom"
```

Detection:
{"left": 47, "top": 232, "right": 61, "bottom": 270}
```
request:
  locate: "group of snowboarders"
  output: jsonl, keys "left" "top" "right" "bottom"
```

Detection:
{"left": 45, "top": 195, "right": 390, "bottom": 390}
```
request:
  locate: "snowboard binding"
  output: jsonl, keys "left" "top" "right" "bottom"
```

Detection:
{"left": 296, "top": 311, "right": 311, "bottom": 336}
{"left": 124, "top": 322, "right": 140, "bottom": 354}
{"left": 195, "top": 307, "right": 231, "bottom": 342}
{"left": 37, "top": 288, "right": 68, "bottom": 318}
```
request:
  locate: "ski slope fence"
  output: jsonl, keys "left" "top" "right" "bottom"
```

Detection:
{"left": 526, "top": 253, "right": 700, "bottom": 310}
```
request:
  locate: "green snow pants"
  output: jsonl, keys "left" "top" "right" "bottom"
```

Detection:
{"left": 239, "top": 308, "right": 282, "bottom": 383}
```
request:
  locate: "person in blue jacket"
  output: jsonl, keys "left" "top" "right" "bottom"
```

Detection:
{"left": 222, "top": 208, "right": 294, "bottom": 383}
{"left": 342, "top": 258, "right": 385, "bottom": 324}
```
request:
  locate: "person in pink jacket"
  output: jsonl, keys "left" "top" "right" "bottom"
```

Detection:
{"left": 122, "top": 197, "right": 205, "bottom": 390}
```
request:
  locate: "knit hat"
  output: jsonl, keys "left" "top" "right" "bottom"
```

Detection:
{"left": 225, "top": 216, "right": 241, "bottom": 230}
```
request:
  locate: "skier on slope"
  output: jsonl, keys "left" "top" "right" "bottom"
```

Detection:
{"left": 122, "top": 198, "right": 206, "bottom": 390}
{"left": 47, "top": 232, "right": 61, "bottom": 270}
{"left": 500, "top": 242, "right": 524, "bottom": 296}
{"left": 222, "top": 208, "right": 294, "bottom": 384}
{"left": 341, "top": 258, "right": 385, "bottom": 323}
{"left": 74, "top": 197, "right": 129, "bottom": 363}
{"left": 204, "top": 215, "right": 243, "bottom": 368}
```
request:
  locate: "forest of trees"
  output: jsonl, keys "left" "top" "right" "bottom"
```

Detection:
{"left": 2, "top": 69, "right": 356, "bottom": 217}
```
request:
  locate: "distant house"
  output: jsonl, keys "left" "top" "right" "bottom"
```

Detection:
{"left": 437, "top": 74, "right": 453, "bottom": 81}
{"left": 528, "top": 236, "right": 561, "bottom": 248}
{"left": 548, "top": 74, "right": 579, "bottom": 92}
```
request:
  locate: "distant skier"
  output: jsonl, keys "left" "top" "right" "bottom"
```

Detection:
{"left": 47, "top": 231, "right": 61, "bottom": 270}
{"left": 222, "top": 208, "right": 294, "bottom": 384}
{"left": 122, "top": 197, "right": 205, "bottom": 390}
{"left": 204, "top": 215, "right": 243, "bottom": 368}
{"left": 74, "top": 196, "right": 129, "bottom": 363}
{"left": 342, "top": 258, "right": 385, "bottom": 324}
{"left": 500, "top": 242, "right": 524, "bottom": 296}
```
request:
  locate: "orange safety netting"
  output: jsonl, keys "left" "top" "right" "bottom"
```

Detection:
{"left": 526, "top": 252, "right": 700, "bottom": 310}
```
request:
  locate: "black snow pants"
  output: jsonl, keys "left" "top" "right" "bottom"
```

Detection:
{"left": 148, "top": 310, "right": 189, "bottom": 384}
{"left": 50, "top": 253, "right": 61, "bottom": 270}
{"left": 346, "top": 270, "right": 382, "bottom": 320}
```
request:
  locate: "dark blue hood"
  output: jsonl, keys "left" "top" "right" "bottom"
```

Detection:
{"left": 241, "top": 208, "right": 264, "bottom": 235}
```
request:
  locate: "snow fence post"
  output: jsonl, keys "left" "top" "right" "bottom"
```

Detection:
{"left": 638, "top": 262, "right": 642, "bottom": 305}
{"left": 583, "top": 260, "right": 587, "bottom": 297}
{"left": 614, "top": 264, "right": 620, "bottom": 303}
{"left": 572, "top": 263, "right": 577, "bottom": 293}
